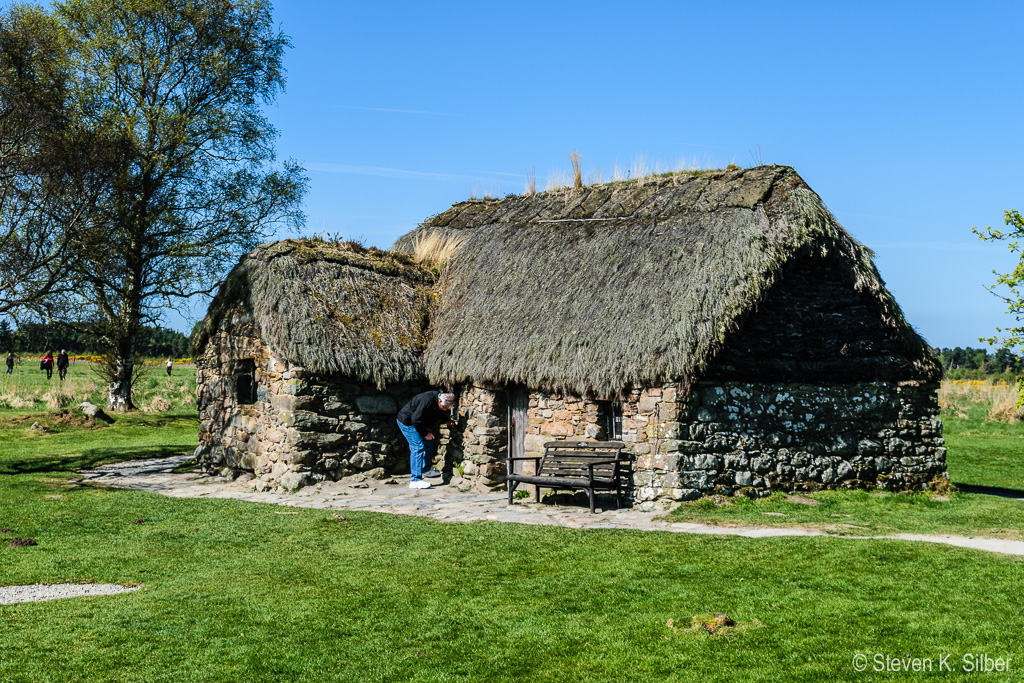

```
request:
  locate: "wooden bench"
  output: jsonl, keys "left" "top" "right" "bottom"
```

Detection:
{"left": 506, "top": 440, "right": 629, "bottom": 513}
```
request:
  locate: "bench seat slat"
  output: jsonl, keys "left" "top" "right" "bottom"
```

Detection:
{"left": 542, "top": 451, "right": 621, "bottom": 459}
{"left": 509, "top": 475, "right": 618, "bottom": 488}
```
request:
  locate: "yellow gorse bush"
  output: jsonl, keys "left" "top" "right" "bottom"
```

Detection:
{"left": 939, "top": 378, "right": 1024, "bottom": 422}
{"left": 17, "top": 356, "right": 192, "bottom": 364}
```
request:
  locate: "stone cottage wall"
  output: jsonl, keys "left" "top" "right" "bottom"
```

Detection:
{"left": 522, "top": 393, "right": 610, "bottom": 453}
{"left": 196, "top": 311, "right": 944, "bottom": 502}
{"left": 621, "top": 379, "right": 945, "bottom": 509}
{"left": 444, "top": 385, "right": 508, "bottom": 491}
{"left": 195, "top": 307, "right": 428, "bottom": 491}
{"left": 487, "top": 385, "right": 684, "bottom": 507}
{"left": 195, "top": 309, "right": 269, "bottom": 476}
{"left": 666, "top": 379, "right": 945, "bottom": 500}
{"left": 467, "top": 380, "right": 944, "bottom": 510}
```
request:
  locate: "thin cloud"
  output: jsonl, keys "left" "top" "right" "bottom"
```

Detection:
{"left": 869, "top": 241, "right": 990, "bottom": 252}
{"left": 335, "top": 105, "right": 458, "bottom": 116}
{"left": 306, "top": 161, "right": 494, "bottom": 184}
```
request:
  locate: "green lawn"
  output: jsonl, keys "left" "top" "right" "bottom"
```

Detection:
{"left": 0, "top": 410, "right": 199, "bottom": 474}
{"left": 945, "top": 403, "right": 1024, "bottom": 491}
{"left": 2, "top": 403, "right": 1024, "bottom": 681}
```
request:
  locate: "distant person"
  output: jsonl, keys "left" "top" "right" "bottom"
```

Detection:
{"left": 5, "top": 351, "right": 12, "bottom": 375}
{"left": 396, "top": 390, "right": 456, "bottom": 489}
{"left": 56, "top": 350, "right": 70, "bottom": 381}
{"left": 166, "top": 358, "right": 173, "bottom": 376}
{"left": 41, "top": 350, "right": 54, "bottom": 380}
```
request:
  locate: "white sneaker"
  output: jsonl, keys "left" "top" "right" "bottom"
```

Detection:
{"left": 409, "top": 480, "right": 431, "bottom": 489}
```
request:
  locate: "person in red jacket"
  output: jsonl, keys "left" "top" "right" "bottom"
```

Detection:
{"left": 41, "top": 351, "right": 54, "bottom": 380}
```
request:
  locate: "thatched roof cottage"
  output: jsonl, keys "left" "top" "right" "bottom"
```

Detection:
{"left": 193, "top": 239, "right": 434, "bottom": 490}
{"left": 195, "top": 166, "right": 946, "bottom": 505}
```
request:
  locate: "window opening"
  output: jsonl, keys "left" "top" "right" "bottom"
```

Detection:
{"left": 236, "top": 358, "right": 257, "bottom": 405}
{"left": 597, "top": 400, "right": 623, "bottom": 440}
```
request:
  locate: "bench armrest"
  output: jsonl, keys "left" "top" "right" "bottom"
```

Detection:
{"left": 506, "top": 456, "right": 542, "bottom": 463}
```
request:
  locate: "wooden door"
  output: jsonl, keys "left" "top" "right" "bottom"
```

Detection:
{"left": 508, "top": 388, "right": 529, "bottom": 475}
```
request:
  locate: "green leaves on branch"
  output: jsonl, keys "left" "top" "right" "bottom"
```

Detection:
{"left": 0, "top": 0, "right": 307, "bottom": 410}
{"left": 974, "top": 209, "right": 1024, "bottom": 408}
{"left": 973, "top": 209, "right": 1024, "bottom": 350}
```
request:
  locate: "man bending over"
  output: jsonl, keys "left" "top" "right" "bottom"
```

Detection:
{"left": 397, "top": 391, "right": 456, "bottom": 489}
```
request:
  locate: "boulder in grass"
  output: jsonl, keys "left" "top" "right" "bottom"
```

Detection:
{"left": 78, "top": 402, "right": 115, "bottom": 424}
{"left": 8, "top": 538, "right": 37, "bottom": 548}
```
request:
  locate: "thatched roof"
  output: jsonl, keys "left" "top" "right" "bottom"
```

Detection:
{"left": 395, "top": 165, "right": 941, "bottom": 396}
{"left": 194, "top": 239, "right": 434, "bottom": 387}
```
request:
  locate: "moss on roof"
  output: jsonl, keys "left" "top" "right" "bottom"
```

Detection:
{"left": 194, "top": 239, "right": 435, "bottom": 387}
{"left": 393, "top": 165, "right": 941, "bottom": 396}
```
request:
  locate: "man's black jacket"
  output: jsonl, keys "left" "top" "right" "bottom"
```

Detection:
{"left": 397, "top": 391, "right": 448, "bottom": 435}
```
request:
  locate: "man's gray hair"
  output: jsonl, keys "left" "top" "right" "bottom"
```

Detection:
{"left": 438, "top": 392, "right": 456, "bottom": 408}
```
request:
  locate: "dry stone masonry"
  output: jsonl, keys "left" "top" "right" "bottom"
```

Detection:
{"left": 445, "top": 386, "right": 508, "bottom": 491}
{"left": 628, "top": 380, "right": 944, "bottom": 509}
{"left": 196, "top": 312, "right": 945, "bottom": 504}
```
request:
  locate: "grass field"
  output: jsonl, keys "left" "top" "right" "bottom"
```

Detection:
{"left": 1, "top": 381, "right": 1023, "bottom": 681}
{"left": 0, "top": 359, "right": 196, "bottom": 412}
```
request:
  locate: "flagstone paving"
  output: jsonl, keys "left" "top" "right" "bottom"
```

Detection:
{"left": 72, "top": 454, "right": 1024, "bottom": 557}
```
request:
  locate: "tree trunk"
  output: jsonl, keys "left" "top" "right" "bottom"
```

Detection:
{"left": 106, "top": 340, "right": 137, "bottom": 412}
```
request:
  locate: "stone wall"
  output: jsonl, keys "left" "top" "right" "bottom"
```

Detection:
{"left": 444, "top": 385, "right": 508, "bottom": 491}
{"left": 195, "top": 307, "right": 428, "bottom": 491}
{"left": 522, "top": 394, "right": 609, "bottom": 452}
{"left": 468, "top": 380, "right": 944, "bottom": 510}
{"left": 627, "top": 379, "right": 945, "bottom": 509}
{"left": 195, "top": 308, "right": 944, "bottom": 503}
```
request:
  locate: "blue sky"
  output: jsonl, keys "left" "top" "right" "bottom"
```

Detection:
{"left": 209, "top": 1, "right": 1021, "bottom": 349}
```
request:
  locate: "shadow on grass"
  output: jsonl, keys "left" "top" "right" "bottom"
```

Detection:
{"left": 0, "top": 445, "right": 193, "bottom": 476}
{"left": 954, "top": 483, "right": 1024, "bottom": 500}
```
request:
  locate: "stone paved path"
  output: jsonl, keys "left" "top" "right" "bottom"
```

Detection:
{"left": 72, "top": 455, "right": 1024, "bottom": 557}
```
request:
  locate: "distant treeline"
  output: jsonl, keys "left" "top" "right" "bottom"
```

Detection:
{"left": 937, "top": 346, "right": 1023, "bottom": 380}
{"left": 0, "top": 320, "right": 191, "bottom": 358}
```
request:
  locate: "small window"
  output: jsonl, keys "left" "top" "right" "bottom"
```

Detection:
{"left": 236, "top": 359, "right": 256, "bottom": 405}
{"left": 596, "top": 400, "right": 623, "bottom": 440}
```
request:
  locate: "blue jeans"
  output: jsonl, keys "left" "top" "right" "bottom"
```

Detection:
{"left": 398, "top": 421, "right": 436, "bottom": 481}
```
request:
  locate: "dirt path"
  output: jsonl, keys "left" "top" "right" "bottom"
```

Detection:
{"left": 73, "top": 455, "right": 1024, "bottom": 557}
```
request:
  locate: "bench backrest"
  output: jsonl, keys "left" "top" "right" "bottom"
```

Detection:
{"left": 538, "top": 440, "right": 628, "bottom": 480}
